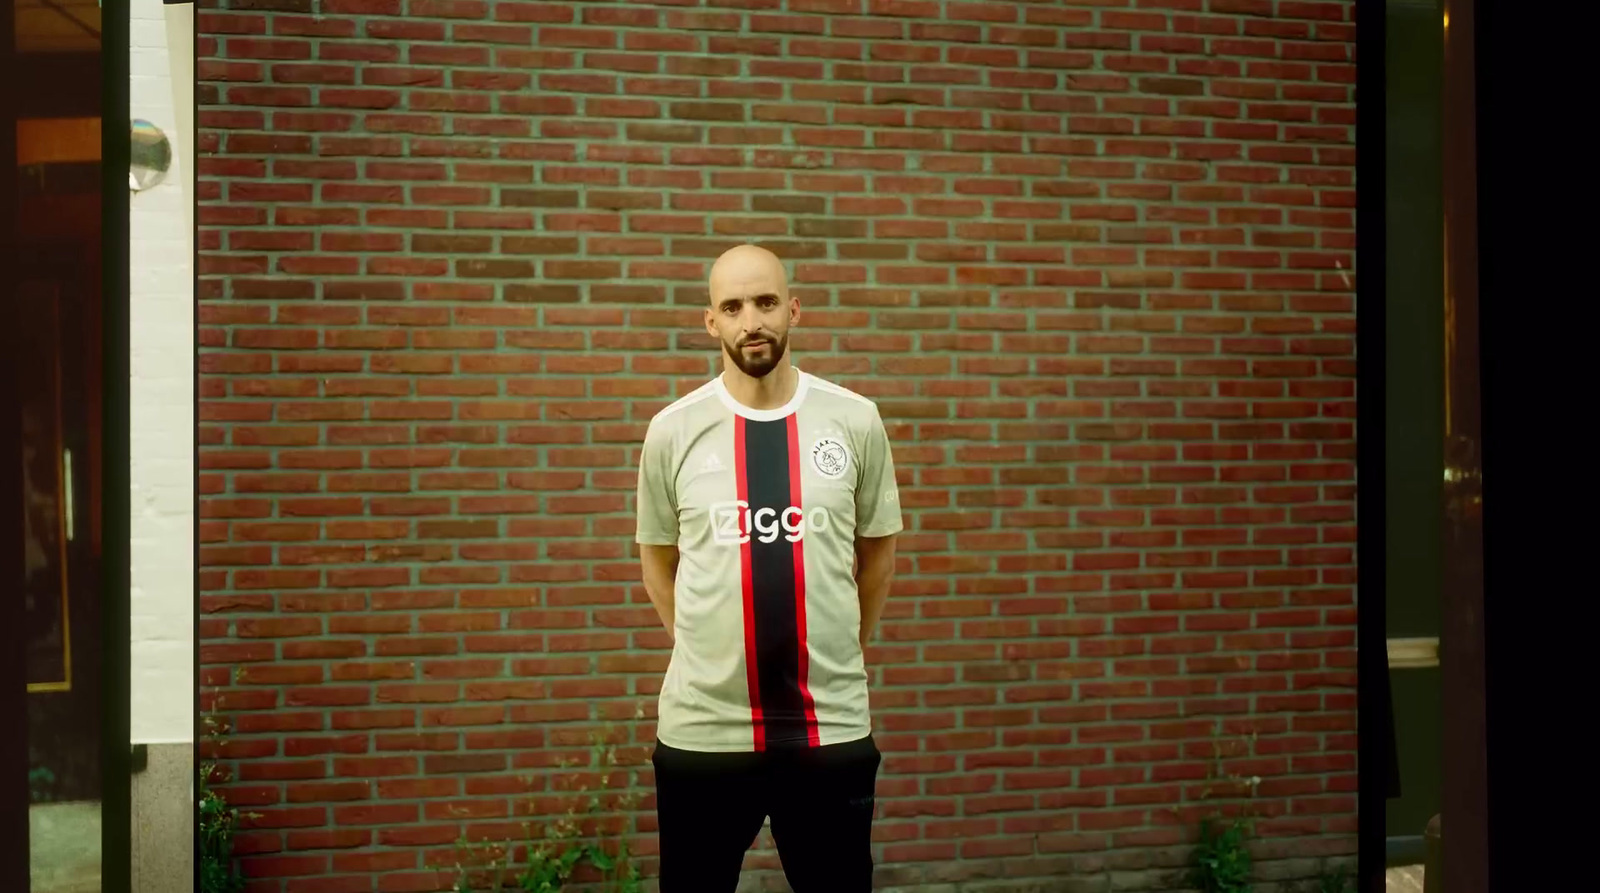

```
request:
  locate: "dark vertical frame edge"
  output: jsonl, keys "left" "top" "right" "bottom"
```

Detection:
{"left": 1470, "top": 0, "right": 1497, "bottom": 884}
{"left": 1, "top": 0, "right": 32, "bottom": 884}
{"left": 1354, "top": 0, "right": 1387, "bottom": 891}
{"left": 103, "top": 0, "right": 133, "bottom": 889}
{"left": 1471, "top": 0, "right": 1566, "bottom": 885}
{"left": 1439, "top": 0, "right": 1490, "bottom": 890}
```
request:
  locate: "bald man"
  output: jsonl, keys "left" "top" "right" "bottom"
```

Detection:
{"left": 635, "top": 245, "right": 902, "bottom": 891}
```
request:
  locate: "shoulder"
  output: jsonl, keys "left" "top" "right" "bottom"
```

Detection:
{"left": 804, "top": 373, "right": 881, "bottom": 423}
{"left": 647, "top": 379, "right": 720, "bottom": 440}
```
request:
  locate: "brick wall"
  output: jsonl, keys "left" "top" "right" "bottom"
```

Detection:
{"left": 196, "top": 1, "right": 1359, "bottom": 890}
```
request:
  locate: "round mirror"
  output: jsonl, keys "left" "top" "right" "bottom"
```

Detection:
{"left": 129, "top": 120, "right": 171, "bottom": 192}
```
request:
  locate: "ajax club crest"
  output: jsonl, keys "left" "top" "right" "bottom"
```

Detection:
{"left": 810, "top": 436, "right": 851, "bottom": 480}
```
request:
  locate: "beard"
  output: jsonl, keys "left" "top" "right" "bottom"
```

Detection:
{"left": 721, "top": 329, "right": 788, "bottom": 378}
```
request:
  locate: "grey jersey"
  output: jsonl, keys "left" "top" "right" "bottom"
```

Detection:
{"left": 636, "top": 369, "right": 903, "bottom": 752}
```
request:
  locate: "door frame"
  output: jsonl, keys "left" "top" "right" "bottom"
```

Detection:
{"left": 1439, "top": 0, "right": 1489, "bottom": 890}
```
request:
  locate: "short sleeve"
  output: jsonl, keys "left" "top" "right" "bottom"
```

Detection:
{"left": 854, "top": 406, "right": 904, "bottom": 538}
{"left": 635, "top": 418, "right": 680, "bottom": 546}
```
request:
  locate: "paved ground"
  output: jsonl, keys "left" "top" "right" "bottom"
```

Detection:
{"left": 26, "top": 798, "right": 1431, "bottom": 893}
{"left": 1386, "top": 865, "right": 1426, "bottom": 892}
{"left": 30, "top": 800, "right": 101, "bottom": 893}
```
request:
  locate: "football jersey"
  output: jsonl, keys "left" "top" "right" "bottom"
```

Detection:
{"left": 635, "top": 367, "right": 903, "bottom": 753}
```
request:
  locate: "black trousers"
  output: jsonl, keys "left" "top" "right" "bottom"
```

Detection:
{"left": 651, "top": 735, "right": 881, "bottom": 893}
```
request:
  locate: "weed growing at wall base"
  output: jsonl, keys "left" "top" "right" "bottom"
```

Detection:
{"left": 435, "top": 719, "right": 644, "bottom": 893}
{"left": 1188, "top": 818, "right": 1254, "bottom": 893}
{"left": 199, "top": 713, "right": 258, "bottom": 893}
{"left": 1306, "top": 865, "right": 1355, "bottom": 893}
{"left": 198, "top": 770, "right": 245, "bottom": 893}
{"left": 1184, "top": 720, "right": 1262, "bottom": 892}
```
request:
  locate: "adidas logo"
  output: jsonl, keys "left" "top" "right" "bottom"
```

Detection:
{"left": 695, "top": 452, "right": 726, "bottom": 477}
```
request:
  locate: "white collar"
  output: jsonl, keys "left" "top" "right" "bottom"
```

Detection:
{"left": 714, "top": 366, "right": 810, "bottom": 421}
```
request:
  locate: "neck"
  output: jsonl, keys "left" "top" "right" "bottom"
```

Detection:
{"left": 721, "top": 355, "right": 799, "bottom": 411}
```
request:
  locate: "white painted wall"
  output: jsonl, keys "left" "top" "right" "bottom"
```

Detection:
{"left": 129, "top": 0, "right": 194, "bottom": 745}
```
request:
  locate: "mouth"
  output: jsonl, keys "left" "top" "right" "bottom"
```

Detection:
{"left": 743, "top": 340, "right": 769, "bottom": 349}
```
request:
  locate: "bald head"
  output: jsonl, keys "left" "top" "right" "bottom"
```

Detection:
{"left": 708, "top": 244, "right": 788, "bottom": 307}
{"left": 704, "top": 244, "right": 798, "bottom": 381}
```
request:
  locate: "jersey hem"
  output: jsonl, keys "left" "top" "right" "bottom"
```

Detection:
{"left": 655, "top": 725, "right": 873, "bottom": 753}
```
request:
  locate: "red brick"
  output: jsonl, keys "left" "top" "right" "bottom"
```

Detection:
{"left": 199, "top": 3, "right": 1359, "bottom": 886}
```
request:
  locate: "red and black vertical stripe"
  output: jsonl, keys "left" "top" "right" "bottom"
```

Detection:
{"left": 733, "top": 414, "right": 820, "bottom": 751}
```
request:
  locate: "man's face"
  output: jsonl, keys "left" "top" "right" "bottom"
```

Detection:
{"left": 705, "top": 256, "right": 798, "bottom": 379}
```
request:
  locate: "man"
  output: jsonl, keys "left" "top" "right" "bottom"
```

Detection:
{"left": 634, "top": 244, "right": 902, "bottom": 892}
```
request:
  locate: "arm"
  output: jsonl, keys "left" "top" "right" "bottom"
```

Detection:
{"left": 640, "top": 544, "right": 679, "bottom": 643}
{"left": 853, "top": 405, "right": 904, "bottom": 652}
{"left": 855, "top": 533, "right": 898, "bottom": 650}
{"left": 635, "top": 417, "right": 680, "bottom": 642}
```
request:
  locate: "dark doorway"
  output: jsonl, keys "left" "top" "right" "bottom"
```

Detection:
{"left": 10, "top": 0, "right": 111, "bottom": 888}
{"left": 1383, "top": 0, "right": 1446, "bottom": 855}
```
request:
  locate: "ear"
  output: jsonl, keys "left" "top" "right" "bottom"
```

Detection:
{"left": 789, "top": 293, "right": 801, "bottom": 326}
{"left": 704, "top": 307, "right": 716, "bottom": 337}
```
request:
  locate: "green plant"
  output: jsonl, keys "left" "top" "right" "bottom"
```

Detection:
{"left": 1188, "top": 817, "right": 1254, "bottom": 893}
{"left": 1183, "top": 721, "right": 1261, "bottom": 892}
{"left": 28, "top": 739, "right": 63, "bottom": 803}
{"left": 28, "top": 765, "right": 57, "bottom": 803}
{"left": 439, "top": 711, "right": 646, "bottom": 893}
{"left": 199, "top": 713, "right": 259, "bottom": 893}
{"left": 1311, "top": 865, "right": 1354, "bottom": 893}
{"left": 198, "top": 766, "right": 244, "bottom": 893}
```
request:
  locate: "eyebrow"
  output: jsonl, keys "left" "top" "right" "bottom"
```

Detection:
{"left": 718, "top": 292, "right": 780, "bottom": 306}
